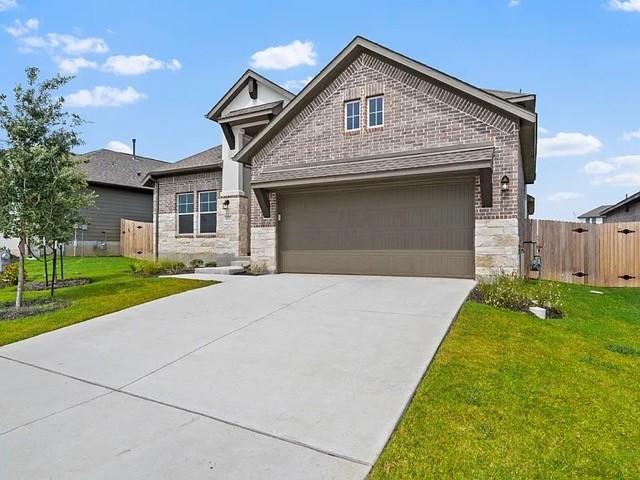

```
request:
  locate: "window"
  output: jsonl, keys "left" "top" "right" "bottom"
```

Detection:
{"left": 177, "top": 193, "right": 194, "bottom": 234}
{"left": 199, "top": 191, "right": 217, "bottom": 234}
{"left": 345, "top": 100, "right": 360, "bottom": 131}
{"left": 368, "top": 96, "right": 384, "bottom": 127}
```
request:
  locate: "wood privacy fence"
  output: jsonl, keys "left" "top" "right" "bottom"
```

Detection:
{"left": 120, "top": 219, "right": 153, "bottom": 260}
{"left": 524, "top": 219, "right": 640, "bottom": 287}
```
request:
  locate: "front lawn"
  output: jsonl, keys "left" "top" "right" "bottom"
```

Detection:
{"left": 0, "top": 256, "right": 215, "bottom": 346}
{"left": 370, "top": 283, "right": 640, "bottom": 479}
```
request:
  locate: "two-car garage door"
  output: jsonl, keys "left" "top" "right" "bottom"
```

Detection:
{"left": 279, "top": 180, "right": 475, "bottom": 278}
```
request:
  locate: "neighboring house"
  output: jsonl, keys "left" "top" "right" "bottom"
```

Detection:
{"left": 578, "top": 205, "right": 611, "bottom": 224}
{"left": 599, "top": 191, "right": 640, "bottom": 223}
{"left": 73, "top": 149, "right": 169, "bottom": 255}
{"left": 1, "top": 149, "right": 168, "bottom": 256}
{"left": 146, "top": 36, "right": 538, "bottom": 279}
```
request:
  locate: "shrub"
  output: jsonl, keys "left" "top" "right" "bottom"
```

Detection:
{"left": 531, "top": 281, "right": 563, "bottom": 313}
{"left": 189, "top": 259, "right": 204, "bottom": 268}
{"left": 471, "top": 274, "right": 564, "bottom": 317}
{"left": 248, "top": 262, "right": 269, "bottom": 275}
{"left": 204, "top": 261, "right": 217, "bottom": 267}
{"left": 0, "top": 262, "right": 20, "bottom": 287}
{"left": 131, "top": 260, "right": 186, "bottom": 277}
{"left": 472, "top": 275, "right": 530, "bottom": 311}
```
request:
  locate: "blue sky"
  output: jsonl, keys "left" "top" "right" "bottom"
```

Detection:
{"left": 1, "top": 0, "right": 639, "bottom": 221}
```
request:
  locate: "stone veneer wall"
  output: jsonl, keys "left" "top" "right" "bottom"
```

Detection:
{"left": 249, "top": 52, "right": 527, "bottom": 277}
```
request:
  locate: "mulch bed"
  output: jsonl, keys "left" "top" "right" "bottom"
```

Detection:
{"left": 24, "top": 277, "right": 92, "bottom": 291}
{"left": 0, "top": 298, "right": 71, "bottom": 321}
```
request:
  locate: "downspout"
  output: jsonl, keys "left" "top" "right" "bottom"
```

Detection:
{"left": 154, "top": 180, "right": 160, "bottom": 261}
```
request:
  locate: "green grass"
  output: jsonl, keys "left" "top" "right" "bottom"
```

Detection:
{"left": 0, "top": 256, "right": 215, "bottom": 346}
{"left": 370, "top": 283, "right": 640, "bottom": 480}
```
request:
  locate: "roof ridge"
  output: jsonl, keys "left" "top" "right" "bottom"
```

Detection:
{"left": 81, "top": 148, "right": 170, "bottom": 164}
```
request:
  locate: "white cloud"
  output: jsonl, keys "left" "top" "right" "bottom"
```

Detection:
{"left": 281, "top": 75, "right": 313, "bottom": 93}
{"left": 65, "top": 86, "right": 147, "bottom": 108}
{"left": 609, "top": 0, "right": 640, "bottom": 12}
{"left": 584, "top": 160, "right": 616, "bottom": 174}
{"left": 508, "top": 0, "right": 521, "bottom": 6}
{"left": 250, "top": 40, "right": 317, "bottom": 70}
{"left": 102, "top": 54, "right": 182, "bottom": 75}
{"left": 538, "top": 132, "right": 603, "bottom": 158}
{"left": 4, "top": 18, "right": 39, "bottom": 38}
{"left": 17, "top": 35, "right": 47, "bottom": 53}
{"left": 105, "top": 140, "right": 132, "bottom": 154}
{"left": 17, "top": 33, "right": 108, "bottom": 54}
{"left": 585, "top": 155, "right": 640, "bottom": 186}
{"left": 538, "top": 127, "right": 549, "bottom": 135}
{"left": 0, "top": 0, "right": 17, "bottom": 12}
{"left": 548, "top": 192, "right": 583, "bottom": 202}
{"left": 47, "top": 33, "right": 108, "bottom": 55}
{"left": 55, "top": 57, "right": 97, "bottom": 74}
{"left": 623, "top": 129, "right": 640, "bottom": 141}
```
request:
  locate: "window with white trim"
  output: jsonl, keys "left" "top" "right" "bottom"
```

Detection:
{"left": 199, "top": 191, "right": 217, "bottom": 234}
{"left": 345, "top": 100, "right": 360, "bottom": 131}
{"left": 368, "top": 95, "right": 384, "bottom": 127}
{"left": 177, "top": 192, "right": 194, "bottom": 234}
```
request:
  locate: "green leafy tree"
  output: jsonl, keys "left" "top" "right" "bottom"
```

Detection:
{"left": 0, "top": 67, "right": 94, "bottom": 307}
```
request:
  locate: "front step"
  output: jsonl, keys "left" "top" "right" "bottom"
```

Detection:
{"left": 194, "top": 266, "right": 245, "bottom": 275}
{"left": 231, "top": 260, "right": 251, "bottom": 268}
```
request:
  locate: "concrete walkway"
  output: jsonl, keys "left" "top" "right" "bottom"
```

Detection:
{"left": 0, "top": 274, "right": 474, "bottom": 479}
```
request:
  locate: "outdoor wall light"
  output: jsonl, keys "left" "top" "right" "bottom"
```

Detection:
{"left": 223, "top": 199, "right": 230, "bottom": 209}
{"left": 501, "top": 175, "right": 510, "bottom": 192}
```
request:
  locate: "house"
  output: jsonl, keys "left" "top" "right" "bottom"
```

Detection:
{"left": 577, "top": 205, "right": 611, "bottom": 224}
{"left": 599, "top": 191, "right": 640, "bottom": 223}
{"left": 146, "top": 36, "right": 538, "bottom": 279}
{"left": 1, "top": 148, "right": 168, "bottom": 256}
{"left": 71, "top": 148, "right": 169, "bottom": 255}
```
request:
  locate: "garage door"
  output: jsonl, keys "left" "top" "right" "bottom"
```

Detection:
{"left": 279, "top": 180, "right": 475, "bottom": 278}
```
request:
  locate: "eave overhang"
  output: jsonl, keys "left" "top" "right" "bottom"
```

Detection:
{"left": 252, "top": 144, "right": 495, "bottom": 217}
{"left": 142, "top": 163, "right": 223, "bottom": 187}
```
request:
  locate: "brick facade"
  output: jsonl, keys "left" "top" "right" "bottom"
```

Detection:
{"left": 249, "top": 52, "right": 526, "bottom": 276}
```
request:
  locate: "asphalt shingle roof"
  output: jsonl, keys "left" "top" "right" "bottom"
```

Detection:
{"left": 147, "top": 145, "right": 223, "bottom": 175}
{"left": 578, "top": 205, "right": 612, "bottom": 219}
{"left": 484, "top": 89, "right": 532, "bottom": 100}
{"left": 78, "top": 149, "right": 169, "bottom": 190}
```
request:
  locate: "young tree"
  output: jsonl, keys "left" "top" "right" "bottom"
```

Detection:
{"left": 0, "top": 67, "right": 93, "bottom": 307}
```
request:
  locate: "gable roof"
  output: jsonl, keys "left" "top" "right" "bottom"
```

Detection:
{"left": 578, "top": 205, "right": 612, "bottom": 219}
{"left": 485, "top": 88, "right": 532, "bottom": 101}
{"left": 78, "top": 149, "right": 169, "bottom": 190}
{"left": 205, "top": 70, "right": 295, "bottom": 121}
{"left": 232, "top": 36, "right": 538, "bottom": 181}
{"left": 142, "top": 146, "right": 223, "bottom": 186}
{"left": 600, "top": 191, "right": 640, "bottom": 216}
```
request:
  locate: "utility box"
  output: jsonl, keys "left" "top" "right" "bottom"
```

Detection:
{"left": 0, "top": 249, "right": 13, "bottom": 273}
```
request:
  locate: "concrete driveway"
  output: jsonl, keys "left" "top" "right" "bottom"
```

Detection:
{"left": 0, "top": 274, "right": 473, "bottom": 479}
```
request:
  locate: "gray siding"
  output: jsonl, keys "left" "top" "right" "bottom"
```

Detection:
{"left": 604, "top": 201, "right": 640, "bottom": 223}
{"left": 80, "top": 185, "right": 153, "bottom": 242}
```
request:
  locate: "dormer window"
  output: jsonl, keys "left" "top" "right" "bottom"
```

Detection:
{"left": 368, "top": 95, "right": 384, "bottom": 128}
{"left": 345, "top": 100, "right": 360, "bottom": 131}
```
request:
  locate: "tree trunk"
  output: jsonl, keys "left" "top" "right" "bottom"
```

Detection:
{"left": 15, "top": 238, "right": 26, "bottom": 308}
